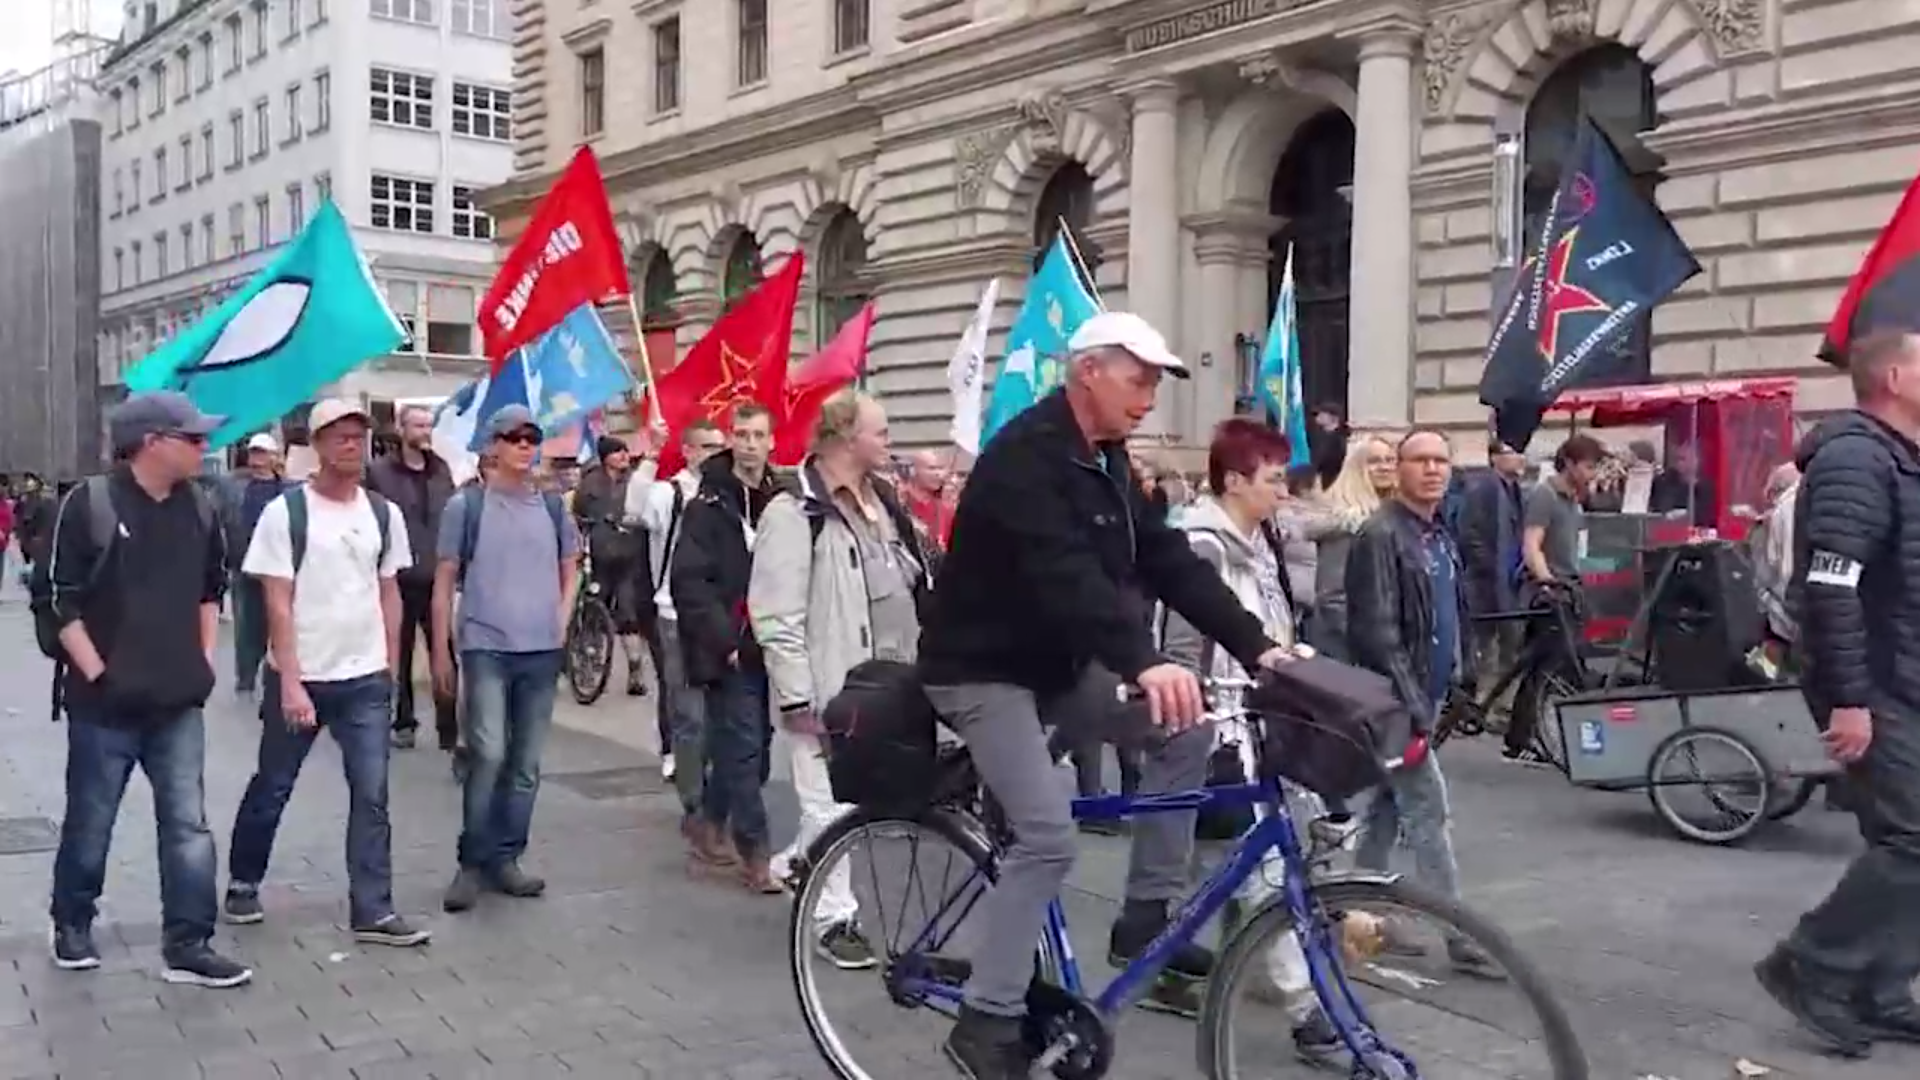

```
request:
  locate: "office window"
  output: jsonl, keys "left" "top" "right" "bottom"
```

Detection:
{"left": 737, "top": 0, "right": 767, "bottom": 87}
{"left": 452, "top": 0, "right": 503, "bottom": 38}
{"left": 255, "top": 195, "right": 272, "bottom": 248}
{"left": 155, "top": 232, "right": 169, "bottom": 277}
{"left": 284, "top": 0, "right": 304, "bottom": 40}
{"left": 313, "top": 69, "right": 332, "bottom": 131}
{"left": 252, "top": 97, "right": 272, "bottom": 157}
{"left": 131, "top": 240, "right": 144, "bottom": 284}
{"left": 114, "top": 248, "right": 124, "bottom": 290}
{"left": 201, "top": 213, "right": 216, "bottom": 264}
{"left": 579, "top": 49, "right": 604, "bottom": 137}
{"left": 834, "top": 0, "right": 869, "bottom": 54}
{"left": 370, "top": 69, "right": 434, "bottom": 129}
{"left": 174, "top": 46, "right": 191, "bottom": 101}
{"left": 312, "top": 0, "right": 328, "bottom": 27}
{"left": 149, "top": 61, "right": 166, "bottom": 116}
{"left": 315, "top": 171, "right": 332, "bottom": 202}
{"left": 152, "top": 148, "right": 168, "bottom": 203}
{"left": 451, "top": 83, "right": 510, "bottom": 140}
{"left": 372, "top": 0, "right": 435, "bottom": 25}
{"left": 109, "top": 89, "right": 122, "bottom": 136}
{"left": 197, "top": 32, "right": 214, "bottom": 90}
{"left": 452, "top": 185, "right": 493, "bottom": 239}
{"left": 250, "top": 1, "right": 269, "bottom": 60}
{"left": 111, "top": 169, "right": 124, "bottom": 217}
{"left": 177, "top": 135, "right": 193, "bottom": 190}
{"left": 199, "top": 123, "right": 215, "bottom": 180}
{"left": 130, "top": 159, "right": 143, "bottom": 211}
{"left": 225, "top": 15, "right": 243, "bottom": 74}
{"left": 284, "top": 84, "right": 304, "bottom": 142}
{"left": 227, "top": 109, "right": 244, "bottom": 167}
{"left": 228, "top": 203, "right": 245, "bottom": 256}
{"left": 127, "top": 76, "right": 141, "bottom": 129}
{"left": 653, "top": 19, "right": 680, "bottom": 114}
{"left": 181, "top": 222, "right": 195, "bottom": 269}
{"left": 371, "top": 175, "right": 434, "bottom": 233}
{"left": 288, "top": 183, "right": 307, "bottom": 231}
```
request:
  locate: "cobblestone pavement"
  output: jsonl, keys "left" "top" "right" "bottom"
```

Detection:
{"left": 0, "top": 583, "right": 1913, "bottom": 1079}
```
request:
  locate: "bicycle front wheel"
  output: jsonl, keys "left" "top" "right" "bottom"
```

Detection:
{"left": 565, "top": 597, "right": 614, "bottom": 705}
{"left": 1201, "top": 877, "right": 1587, "bottom": 1080}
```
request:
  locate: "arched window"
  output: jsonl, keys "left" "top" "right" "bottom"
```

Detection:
{"left": 815, "top": 209, "right": 870, "bottom": 343}
{"left": 1523, "top": 44, "right": 1659, "bottom": 379}
{"left": 1033, "top": 161, "right": 1099, "bottom": 290}
{"left": 640, "top": 249, "right": 678, "bottom": 328}
{"left": 722, "top": 231, "right": 762, "bottom": 310}
{"left": 1270, "top": 108, "right": 1356, "bottom": 417}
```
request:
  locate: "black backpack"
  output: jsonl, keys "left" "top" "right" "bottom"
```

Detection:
{"left": 1249, "top": 657, "right": 1417, "bottom": 800}
{"left": 283, "top": 485, "right": 394, "bottom": 576}
{"left": 819, "top": 659, "right": 940, "bottom": 810}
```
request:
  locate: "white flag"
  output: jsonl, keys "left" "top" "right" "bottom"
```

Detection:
{"left": 947, "top": 278, "right": 1000, "bottom": 455}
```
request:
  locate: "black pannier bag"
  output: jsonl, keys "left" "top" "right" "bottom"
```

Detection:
{"left": 1248, "top": 657, "right": 1416, "bottom": 800}
{"left": 820, "top": 659, "right": 941, "bottom": 810}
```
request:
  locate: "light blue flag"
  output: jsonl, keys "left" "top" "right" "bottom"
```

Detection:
{"left": 981, "top": 235, "right": 1101, "bottom": 444}
{"left": 124, "top": 199, "right": 405, "bottom": 448}
{"left": 1256, "top": 245, "right": 1311, "bottom": 468}
{"left": 521, "top": 303, "right": 634, "bottom": 435}
{"left": 467, "top": 351, "right": 532, "bottom": 453}
{"left": 432, "top": 375, "right": 489, "bottom": 456}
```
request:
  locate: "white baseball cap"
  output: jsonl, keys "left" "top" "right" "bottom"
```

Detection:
{"left": 1068, "top": 311, "right": 1189, "bottom": 379}
{"left": 307, "top": 398, "right": 370, "bottom": 434}
{"left": 246, "top": 433, "right": 281, "bottom": 453}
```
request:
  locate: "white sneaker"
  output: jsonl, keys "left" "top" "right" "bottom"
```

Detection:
{"left": 661, "top": 753, "right": 677, "bottom": 781}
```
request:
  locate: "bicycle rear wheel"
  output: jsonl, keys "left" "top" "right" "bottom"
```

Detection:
{"left": 1201, "top": 877, "right": 1587, "bottom": 1080}
{"left": 565, "top": 597, "right": 614, "bottom": 705}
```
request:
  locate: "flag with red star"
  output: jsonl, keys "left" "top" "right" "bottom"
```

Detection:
{"left": 1479, "top": 116, "right": 1700, "bottom": 449}
{"left": 773, "top": 302, "right": 874, "bottom": 467}
{"left": 647, "top": 253, "right": 805, "bottom": 475}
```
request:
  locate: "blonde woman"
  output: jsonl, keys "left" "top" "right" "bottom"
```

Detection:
{"left": 1305, "top": 435, "right": 1397, "bottom": 660}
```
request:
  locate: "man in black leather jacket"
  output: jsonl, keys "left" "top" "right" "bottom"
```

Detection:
{"left": 1344, "top": 429, "right": 1496, "bottom": 977}
{"left": 1756, "top": 329, "right": 1920, "bottom": 1059}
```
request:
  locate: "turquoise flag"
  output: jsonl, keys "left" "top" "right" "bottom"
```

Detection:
{"left": 1256, "top": 244, "right": 1311, "bottom": 467}
{"left": 124, "top": 199, "right": 405, "bottom": 447}
{"left": 980, "top": 234, "right": 1101, "bottom": 444}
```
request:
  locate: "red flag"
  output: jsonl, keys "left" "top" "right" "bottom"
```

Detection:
{"left": 479, "top": 147, "right": 630, "bottom": 371}
{"left": 1822, "top": 171, "right": 1920, "bottom": 366}
{"left": 651, "top": 254, "right": 806, "bottom": 476}
{"left": 774, "top": 303, "right": 874, "bottom": 466}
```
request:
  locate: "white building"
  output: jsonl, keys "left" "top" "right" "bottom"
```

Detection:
{"left": 96, "top": 0, "right": 514, "bottom": 417}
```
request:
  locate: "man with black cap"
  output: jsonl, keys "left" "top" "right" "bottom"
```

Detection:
{"left": 45, "top": 390, "right": 251, "bottom": 987}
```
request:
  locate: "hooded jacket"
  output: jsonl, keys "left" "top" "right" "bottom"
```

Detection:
{"left": 1160, "top": 497, "right": 1296, "bottom": 684}
{"left": 669, "top": 450, "right": 783, "bottom": 687}
{"left": 1792, "top": 411, "right": 1920, "bottom": 719}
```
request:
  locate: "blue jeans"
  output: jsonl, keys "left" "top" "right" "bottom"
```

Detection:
{"left": 51, "top": 707, "right": 218, "bottom": 951}
{"left": 458, "top": 649, "right": 562, "bottom": 870}
{"left": 229, "top": 670, "right": 396, "bottom": 927}
{"left": 701, "top": 667, "right": 772, "bottom": 857}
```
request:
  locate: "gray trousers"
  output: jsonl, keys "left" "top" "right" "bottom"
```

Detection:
{"left": 924, "top": 666, "right": 1212, "bottom": 1017}
{"left": 659, "top": 619, "right": 707, "bottom": 816}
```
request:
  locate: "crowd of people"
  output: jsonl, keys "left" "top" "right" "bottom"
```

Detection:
{"left": 5, "top": 312, "right": 1919, "bottom": 1075}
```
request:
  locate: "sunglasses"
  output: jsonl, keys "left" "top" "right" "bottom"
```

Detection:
{"left": 163, "top": 430, "right": 209, "bottom": 447}
{"left": 497, "top": 430, "right": 542, "bottom": 446}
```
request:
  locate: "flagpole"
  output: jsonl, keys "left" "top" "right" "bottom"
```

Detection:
{"left": 623, "top": 294, "right": 667, "bottom": 430}
{"left": 1055, "top": 216, "right": 1105, "bottom": 308}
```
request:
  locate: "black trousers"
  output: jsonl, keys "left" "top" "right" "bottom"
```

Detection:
{"left": 394, "top": 577, "right": 458, "bottom": 745}
{"left": 1787, "top": 710, "right": 1920, "bottom": 1005}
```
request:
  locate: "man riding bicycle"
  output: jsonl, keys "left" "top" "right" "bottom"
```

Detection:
{"left": 918, "top": 311, "right": 1292, "bottom": 1079}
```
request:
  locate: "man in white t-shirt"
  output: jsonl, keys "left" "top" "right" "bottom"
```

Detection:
{"left": 223, "top": 400, "right": 431, "bottom": 948}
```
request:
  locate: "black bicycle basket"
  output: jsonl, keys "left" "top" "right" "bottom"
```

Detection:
{"left": 1248, "top": 657, "right": 1415, "bottom": 800}
{"left": 820, "top": 659, "right": 941, "bottom": 810}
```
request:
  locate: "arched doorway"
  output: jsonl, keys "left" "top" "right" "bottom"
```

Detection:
{"left": 1033, "top": 161, "right": 1100, "bottom": 289}
{"left": 1270, "top": 108, "right": 1354, "bottom": 418}
{"left": 639, "top": 248, "right": 678, "bottom": 328}
{"left": 815, "top": 208, "right": 870, "bottom": 345}
{"left": 1523, "top": 44, "right": 1660, "bottom": 383}
{"left": 721, "top": 230, "right": 763, "bottom": 311}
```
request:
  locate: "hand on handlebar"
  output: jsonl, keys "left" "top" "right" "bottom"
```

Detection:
{"left": 1135, "top": 663, "right": 1206, "bottom": 732}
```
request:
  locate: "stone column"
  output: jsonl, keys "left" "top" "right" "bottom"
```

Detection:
{"left": 1192, "top": 232, "right": 1245, "bottom": 440}
{"left": 1123, "top": 78, "right": 1182, "bottom": 439}
{"left": 1347, "top": 29, "right": 1418, "bottom": 428}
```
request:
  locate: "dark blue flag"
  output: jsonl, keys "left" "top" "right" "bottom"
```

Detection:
{"left": 1478, "top": 117, "right": 1700, "bottom": 449}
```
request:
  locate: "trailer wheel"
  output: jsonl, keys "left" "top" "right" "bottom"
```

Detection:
{"left": 1646, "top": 727, "right": 1769, "bottom": 845}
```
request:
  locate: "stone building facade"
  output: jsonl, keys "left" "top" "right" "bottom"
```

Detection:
{"left": 485, "top": 0, "right": 1901, "bottom": 450}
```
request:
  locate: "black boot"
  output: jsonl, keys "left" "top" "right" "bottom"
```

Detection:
{"left": 1108, "top": 899, "right": 1213, "bottom": 1018}
{"left": 1754, "top": 946, "right": 1872, "bottom": 1058}
{"left": 1857, "top": 982, "right": 1920, "bottom": 1044}
{"left": 944, "top": 1005, "right": 1037, "bottom": 1080}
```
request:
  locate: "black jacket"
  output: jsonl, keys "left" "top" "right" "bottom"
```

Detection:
{"left": 918, "top": 391, "right": 1271, "bottom": 694}
{"left": 1793, "top": 411, "right": 1920, "bottom": 720}
{"left": 670, "top": 451, "right": 783, "bottom": 687}
{"left": 15, "top": 490, "right": 56, "bottom": 563}
{"left": 1345, "top": 500, "right": 1470, "bottom": 732}
{"left": 366, "top": 452, "right": 454, "bottom": 586}
{"left": 1458, "top": 469, "right": 1523, "bottom": 616}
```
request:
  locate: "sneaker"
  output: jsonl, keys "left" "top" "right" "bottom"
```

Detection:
{"left": 443, "top": 867, "right": 483, "bottom": 913}
{"left": 353, "top": 915, "right": 432, "bottom": 948}
{"left": 1108, "top": 899, "right": 1213, "bottom": 980}
{"left": 1293, "top": 1009, "right": 1344, "bottom": 1065}
{"left": 489, "top": 861, "right": 546, "bottom": 898}
{"left": 815, "top": 922, "right": 878, "bottom": 971}
{"left": 223, "top": 887, "right": 265, "bottom": 925}
{"left": 1501, "top": 745, "right": 1550, "bottom": 767}
{"left": 661, "top": 753, "right": 677, "bottom": 781}
{"left": 391, "top": 728, "right": 418, "bottom": 751}
{"left": 50, "top": 924, "right": 100, "bottom": 971}
{"left": 161, "top": 944, "right": 253, "bottom": 989}
{"left": 626, "top": 663, "right": 648, "bottom": 697}
{"left": 1754, "top": 946, "right": 1873, "bottom": 1059}
{"left": 944, "top": 1005, "right": 1037, "bottom": 1080}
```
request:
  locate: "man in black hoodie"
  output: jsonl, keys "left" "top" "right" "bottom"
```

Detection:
{"left": 1756, "top": 328, "right": 1920, "bottom": 1058}
{"left": 670, "top": 402, "right": 783, "bottom": 892}
{"left": 365, "top": 405, "right": 455, "bottom": 749}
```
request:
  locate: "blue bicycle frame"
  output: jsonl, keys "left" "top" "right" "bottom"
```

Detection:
{"left": 892, "top": 774, "right": 1412, "bottom": 1072}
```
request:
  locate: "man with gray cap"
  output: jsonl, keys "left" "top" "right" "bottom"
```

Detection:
{"left": 44, "top": 390, "right": 252, "bottom": 987}
{"left": 224, "top": 432, "right": 292, "bottom": 697}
